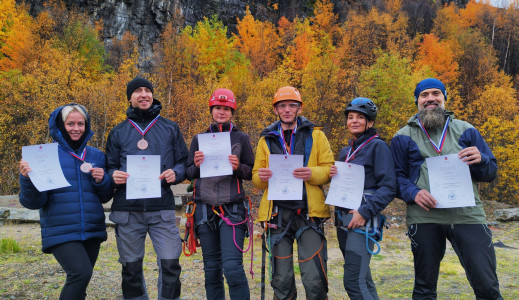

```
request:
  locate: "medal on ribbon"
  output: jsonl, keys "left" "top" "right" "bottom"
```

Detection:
{"left": 417, "top": 116, "right": 450, "bottom": 154}
{"left": 273, "top": 122, "right": 297, "bottom": 155}
{"left": 345, "top": 134, "right": 379, "bottom": 162}
{"left": 64, "top": 147, "right": 92, "bottom": 173}
{"left": 128, "top": 115, "right": 160, "bottom": 150}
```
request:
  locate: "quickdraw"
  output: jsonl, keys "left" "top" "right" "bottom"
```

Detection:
{"left": 182, "top": 201, "right": 200, "bottom": 256}
{"left": 213, "top": 196, "right": 255, "bottom": 278}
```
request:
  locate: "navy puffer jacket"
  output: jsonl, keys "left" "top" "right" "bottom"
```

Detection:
{"left": 19, "top": 104, "right": 113, "bottom": 253}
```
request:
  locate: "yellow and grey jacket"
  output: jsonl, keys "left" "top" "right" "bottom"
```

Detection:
{"left": 252, "top": 117, "right": 334, "bottom": 221}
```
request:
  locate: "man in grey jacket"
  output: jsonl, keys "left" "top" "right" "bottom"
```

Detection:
{"left": 391, "top": 78, "right": 502, "bottom": 300}
{"left": 106, "top": 76, "right": 188, "bottom": 300}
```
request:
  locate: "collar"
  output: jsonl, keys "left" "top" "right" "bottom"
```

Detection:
{"left": 126, "top": 99, "right": 162, "bottom": 121}
{"left": 350, "top": 127, "right": 378, "bottom": 150}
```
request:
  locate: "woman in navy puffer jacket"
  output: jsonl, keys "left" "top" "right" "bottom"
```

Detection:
{"left": 19, "top": 103, "right": 113, "bottom": 300}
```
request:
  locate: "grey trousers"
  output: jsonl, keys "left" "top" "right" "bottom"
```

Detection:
{"left": 268, "top": 209, "right": 328, "bottom": 300}
{"left": 337, "top": 226, "right": 379, "bottom": 300}
{"left": 110, "top": 210, "right": 182, "bottom": 300}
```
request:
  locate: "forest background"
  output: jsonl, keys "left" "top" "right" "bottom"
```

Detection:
{"left": 1, "top": 0, "right": 518, "bottom": 205}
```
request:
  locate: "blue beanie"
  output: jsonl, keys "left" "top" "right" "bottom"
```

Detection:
{"left": 414, "top": 78, "right": 447, "bottom": 104}
{"left": 127, "top": 76, "right": 154, "bottom": 100}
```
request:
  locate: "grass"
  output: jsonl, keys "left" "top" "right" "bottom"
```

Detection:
{"left": 0, "top": 238, "right": 21, "bottom": 253}
{"left": 0, "top": 215, "right": 518, "bottom": 299}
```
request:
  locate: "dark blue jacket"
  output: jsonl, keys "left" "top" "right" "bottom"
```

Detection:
{"left": 19, "top": 105, "right": 113, "bottom": 253}
{"left": 336, "top": 128, "right": 396, "bottom": 220}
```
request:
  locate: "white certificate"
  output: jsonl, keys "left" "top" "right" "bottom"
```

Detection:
{"left": 325, "top": 161, "right": 365, "bottom": 209}
{"left": 22, "top": 143, "right": 71, "bottom": 192}
{"left": 126, "top": 155, "right": 161, "bottom": 200}
{"left": 426, "top": 154, "right": 475, "bottom": 208}
{"left": 198, "top": 132, "right": 233, "bottom": 178}
{"left": 267, "top": 154, "right": 304, "bottom": 200}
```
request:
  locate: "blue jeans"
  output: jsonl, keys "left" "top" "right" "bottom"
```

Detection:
{"left": 195, "top": 203, "right": 250, "bottom": 300}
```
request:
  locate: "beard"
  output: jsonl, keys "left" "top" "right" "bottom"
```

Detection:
{"left": 418, "top": 106, "right": 446, "bottom": 130}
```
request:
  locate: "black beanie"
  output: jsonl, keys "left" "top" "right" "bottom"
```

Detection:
{"left": 127, "top": 77, "right": 154, "bottom": 100}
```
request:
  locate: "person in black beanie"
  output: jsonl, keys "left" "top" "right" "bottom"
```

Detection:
{"left": 106, "top": 76, "right": 188, "bottom": 300}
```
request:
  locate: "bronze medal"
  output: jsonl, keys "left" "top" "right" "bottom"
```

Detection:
{"left": 137, "top": 139, "right": 149, "bottom": 150}
{"left": 80, "top": 162, "right": 93, "bottom": 173}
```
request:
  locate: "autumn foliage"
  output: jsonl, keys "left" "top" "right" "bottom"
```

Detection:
{"left": 1, "top": 0, "right": 519, "bottom": 205}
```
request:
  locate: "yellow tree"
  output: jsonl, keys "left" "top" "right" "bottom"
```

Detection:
{"left": 358, "top": 52, "right": 433, "bottom": 139}
{"left": 157, "top": 16, "right": 252, "bottom": 140}
{"left": 466, "top": 73, "right": 519, "bottom": 129}
{"left": 283, "top": 17, "right": 316, "bottom": 76}
{"left": 234, "top": 7, "right": 281, "bottom": 78}
{"left": 335, "top": 6, "right": 412, "bottom": 103}
{"left": 310, "top": 0, "right": 342, "bottom": 54}
{"left": 414, "top": 33, "right": 459, "bottom": 87}
{"left": 300, "top": 53, "right": 343, "bottom": 153}
{"left": 479, "top": 116, "right": 519, "bottom": 206}
{"left": 0, "top": 0, "right": 34, "bottom": 71}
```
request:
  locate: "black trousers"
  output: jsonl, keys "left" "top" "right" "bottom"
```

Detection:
{"left": 51, "top": 239, "right": 102, "bottom": 300}
{"left": 407, "top": 223, "right": 502, "bottom": 300}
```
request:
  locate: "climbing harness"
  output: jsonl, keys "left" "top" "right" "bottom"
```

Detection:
{"left": 212, "top": 197, "right": 255, "bottom": 278}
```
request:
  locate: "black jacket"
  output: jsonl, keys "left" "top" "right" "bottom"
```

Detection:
{"left": 106, "top": 100, "right": 188, "bottom": 211}
{"left": 186, "top": 123, "right": 254, "bottom": 206}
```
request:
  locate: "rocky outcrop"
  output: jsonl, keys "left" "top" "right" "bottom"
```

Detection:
{"left": 19, "top": 0, "right": 465, "bottom": 71}
{"left": 494, "top": 208, "right": 519, "bottom": 222}
{"left": 20, "top": 0, "right": 316, "bottom": 71}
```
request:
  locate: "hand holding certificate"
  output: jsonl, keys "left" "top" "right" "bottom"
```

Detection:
{"left": 22, "top": 143, "right": 71, "bottom": 192}
{"left": 267, "top": 154, "right": 303, "bottom": 200}
{"left": 198, "top": 132, "right": 233, "bottom": 178}
{"left": 126, "top": 155, "right": 161, "bottom": 200}
{"left": 325, "top": 161, "right": 365, "bottom": 209}
{"left": 426, "top": 154, "right": 475, "bottom": 208}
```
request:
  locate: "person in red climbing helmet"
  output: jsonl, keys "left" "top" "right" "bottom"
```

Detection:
{"left": 186, "top": 88, "right": 254, "bottom": 299}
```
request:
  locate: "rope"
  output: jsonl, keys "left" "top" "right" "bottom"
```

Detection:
{"left": 182, "top": 202, "right": 199, "bottom": 256}
{"left": 494, "top": 225, "right": 519, "bottom": 241}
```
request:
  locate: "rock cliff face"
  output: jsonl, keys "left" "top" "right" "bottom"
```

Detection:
{"left": 21, "top": 0, "right": 316, "bottom": 70}
{"left": 19, "top": 0, "right": 463, "bottom": 70}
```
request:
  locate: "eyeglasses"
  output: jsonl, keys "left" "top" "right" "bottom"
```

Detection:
{"left": 277, "top": 103, "right": 300, "bottom": 109}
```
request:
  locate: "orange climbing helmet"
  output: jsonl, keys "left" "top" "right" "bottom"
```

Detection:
{"left": 273, "top": 86, "right": 302, "bottom": 106}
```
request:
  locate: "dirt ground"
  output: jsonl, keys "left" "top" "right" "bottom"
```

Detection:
{"left": 1, "top": 200, "right": 518, "bottom": 299}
